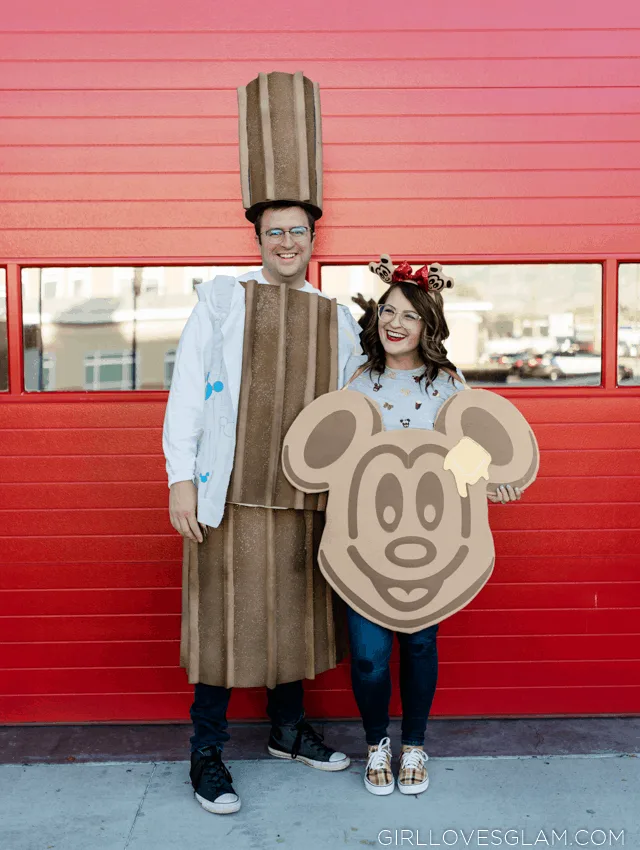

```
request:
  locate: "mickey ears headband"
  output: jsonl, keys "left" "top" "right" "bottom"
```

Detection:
{"left": 368, "top": 254, "right": 454, "bottom": 293}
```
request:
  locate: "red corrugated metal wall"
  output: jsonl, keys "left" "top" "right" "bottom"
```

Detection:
{"left": 1, "top": 1, "right": 640, "bottom": 723}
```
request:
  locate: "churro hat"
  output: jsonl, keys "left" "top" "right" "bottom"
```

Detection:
{"left": 237, "top": 71, "right": 323, "bottom": 223}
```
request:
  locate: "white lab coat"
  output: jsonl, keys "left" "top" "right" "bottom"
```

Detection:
{"left": 162, "top": 268, "right": 363, "bottom": 528}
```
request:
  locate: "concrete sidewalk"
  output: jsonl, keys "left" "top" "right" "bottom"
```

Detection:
{"left": 1, "top": 753, "right": 638, "bottom": 850}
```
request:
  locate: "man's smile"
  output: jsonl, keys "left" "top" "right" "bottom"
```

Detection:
{"left": 275, "top": 251, "right": 300, "bottom": 264}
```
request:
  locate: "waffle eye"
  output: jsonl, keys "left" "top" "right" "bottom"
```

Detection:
{"left": 416, "top": 472, "right": 444, "bottom": 531}
{"left": 376, "top": 473, "right": 403, "bottom": 533}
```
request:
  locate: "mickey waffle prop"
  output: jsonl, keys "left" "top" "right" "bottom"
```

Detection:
{"left": 281, "top": 257, "right": 540, "bottom": 633}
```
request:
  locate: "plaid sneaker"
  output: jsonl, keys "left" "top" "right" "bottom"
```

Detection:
{"left": 397, "top": 745, "right": 429, "bottom": 795}
{"left": 364, "top": 736, "right": 394, "bottom": 796}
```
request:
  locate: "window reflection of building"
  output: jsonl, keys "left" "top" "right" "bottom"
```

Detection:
{"left": 41, "top": 269, "right": 62, "bottom": 301}
{"left": 618, "top": 264, "right": 640, "bottom": 386}
{"left": 85, "top": 351, "right": 136, "bottom": 391}
{"left": 67, "top": 268, "right": 92, "bottom": 300}
{"left": 21, "top": 266, "right": 255, "bottom": 392}
{"left": 321, "top": 263, "right": 602, "bottom": 387}
{"left": 0, "top": 270, "right": 7, "bottom": 392}
{"left": 164, "top": 349, "right": 176, "bottom": 389}
{"left": 24, "top": 351, "right": 56, "bottom": 391}
{"left": 141, "top": 267, "right": 164, "bottom": 296}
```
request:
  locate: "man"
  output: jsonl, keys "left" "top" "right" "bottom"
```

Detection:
{"left": 163, "top": 199, "right": 363, "bottom": 814}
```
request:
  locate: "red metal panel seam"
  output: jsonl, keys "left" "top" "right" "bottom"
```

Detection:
{"left": 4, "top": 264, "right": 24, "bottom": 397}
{"left": 307, "top": 260, "right": 320, "bottom": 289}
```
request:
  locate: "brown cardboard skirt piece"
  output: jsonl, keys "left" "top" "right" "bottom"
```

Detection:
{"left": 180, "top": 504, "right": 346, "bottom": 688}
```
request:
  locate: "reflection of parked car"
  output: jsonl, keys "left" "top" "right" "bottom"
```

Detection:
{"left": 521, "top": 351, "right": 600, "bottom": 382}
{"left": 488, "top": 351, "right": 532, "bottom": 378}
{"left": 618, "top": 341, "right": 638, "bottom": 358}
{"left": 619, "top": 363, "right": 634, "bottom": 382}
{"left": 521, "top": 351, "right": 634, "bottom": 383}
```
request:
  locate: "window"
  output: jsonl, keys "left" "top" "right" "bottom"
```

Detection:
{"left": 164, "top": 349, "right": 176, "bottom": 389}
{"left": 67, "top": 268, "right": 92, "bottom": 300}
{"left": 112, "top": 268, "right": 134, "bottom": 296}
{"left": 21, "top": 265, "right": 256, "bottom": 392}
{"left": 0, "top": 269, "right": 7, "bottom": 392}
{"left": 618, "top": 264, "right": 640, "bottom": 386}
{"left": 321, "top": 263, "right": 602, "bottom": 387}
{"left": 140, "top": 267, "right": 164, "bottom": 296}
{"left": 41, "top": 269, "right": 63, "bottom": 301}
{"left": 24, "top": 352, "right": 56, "bottom": 391}
{"left": 84, "top": 351, "right": 136, "bottom": 391}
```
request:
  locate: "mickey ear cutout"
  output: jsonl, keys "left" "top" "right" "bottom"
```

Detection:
{"left": 434, "top": 389, "right": 540, "bottom": 492}
{"left": 368, "top": 254, "right": 396, "bottom": 284}
{"left": 282, "top": 390, "right": 384, "bottom": 494}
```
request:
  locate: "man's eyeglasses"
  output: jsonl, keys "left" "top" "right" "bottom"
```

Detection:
{"left": 261, "top": 226, "right": 312, "bottom": 243}
{"left": 378, "top": 304, "right": 422, "bottom": 328}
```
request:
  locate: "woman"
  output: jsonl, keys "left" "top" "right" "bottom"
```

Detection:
{"left": 344, "top": 263, "right": 521, "bottom": 797}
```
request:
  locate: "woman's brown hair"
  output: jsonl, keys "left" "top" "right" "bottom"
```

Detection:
{"left": 360, "top": 281, "right": 459, "bottom": 387}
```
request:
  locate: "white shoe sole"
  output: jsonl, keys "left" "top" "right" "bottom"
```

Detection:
{"left": 267, "top": 746, "right": 351, "bottom": 771}
{"left": 398, "top": 776, "right": 429, "bottom": 795}
{"left": 195, "top": 792, "right": 241, "bottom": 814}
{"left": 364, "top": 777, "right": 395, "bottom": 796}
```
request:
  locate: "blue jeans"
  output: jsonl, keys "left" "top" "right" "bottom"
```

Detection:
{"left": 347, "top": 607, "right": 439, "bottom": 747}
{"left": 189, "top": 680, "right": 304, "bottom": 753}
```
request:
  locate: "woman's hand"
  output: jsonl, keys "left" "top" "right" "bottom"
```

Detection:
{"left": 488, "top": 484, "right": 522, "bottom": 504}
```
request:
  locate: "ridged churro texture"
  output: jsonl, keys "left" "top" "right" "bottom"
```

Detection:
{"left": 238, "top": 71, "right": 323, "bottom": 222}
{"left": 180, "top": 284, "right": 343, "bottom": 688}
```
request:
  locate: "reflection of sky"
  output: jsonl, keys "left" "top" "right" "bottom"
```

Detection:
{"left": 446, "top": 264, "right": 601, "bottom": 316}
{"left": 619, "top": 264, "right": 640, "bottom": 328}
{"left": 322, "top": 263, "right": 603, "bottom": 323}
{"left": 0, "top": 271, "right": 6, "bottom": 322}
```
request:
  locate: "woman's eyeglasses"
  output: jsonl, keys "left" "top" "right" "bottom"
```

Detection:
{"left": 261, "top": 226, "right": 312, "bottom": 243}
{"left": 378, "top": 304, "right": 422, "bottom": 328}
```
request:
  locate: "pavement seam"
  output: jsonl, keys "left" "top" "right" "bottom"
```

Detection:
{"left": 123, "top": 762, "right": 157, "bottom": 850}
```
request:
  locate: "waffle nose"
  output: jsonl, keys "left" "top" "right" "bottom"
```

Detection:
{"left": 385, "top": 537, "right": 436, "bottom": 568}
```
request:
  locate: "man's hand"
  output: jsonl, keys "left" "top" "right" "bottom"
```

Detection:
{"left": 169, "top": 480, "right": 204, "bottom": 543}
{"left": 352, "top": 292, "right": 376, "bottom": 313}
{"left": 488, "top": 484, "right": 522, "bottom": 504}
{"left": 352, "top": 292, "right": 377, "bottom": 330}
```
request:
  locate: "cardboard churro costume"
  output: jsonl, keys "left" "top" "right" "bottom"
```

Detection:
{"left": 176, "top": 73, "right": 355, "bottom": 690}
{"left": 282, "top": 257, "right": 540, "bottom": 634}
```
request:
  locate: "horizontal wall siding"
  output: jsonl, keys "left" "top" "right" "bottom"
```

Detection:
{"left": 1, "top": 1, "right": 640, "bottom": 722}
{"left": 1, "top": 397, "right": 640, "bottom": 721}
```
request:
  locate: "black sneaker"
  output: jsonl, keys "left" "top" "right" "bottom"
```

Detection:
{"left": 190, "top": 746, "right": 241, "bottom": 814}
{"left": 267, "top": 719, "right": 350, "bottom": 771}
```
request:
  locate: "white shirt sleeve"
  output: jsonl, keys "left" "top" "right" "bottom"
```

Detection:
{"left": 337, "top": 305, "right": 364, "bottom": 388}
{"left": 162, "top": 301, "right": 210, "bottom": 487}
{"left": 345, "top": 308, "right": 364, "bottom": 356}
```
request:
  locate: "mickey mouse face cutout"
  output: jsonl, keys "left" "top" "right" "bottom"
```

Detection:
{"left": 368, "top": 254, "right": 396, "bottom": 284}
{"left": 282, "top": 388, "right": 539, "bottom": 632}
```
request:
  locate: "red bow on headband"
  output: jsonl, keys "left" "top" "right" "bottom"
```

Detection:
{"left": 392, "top": 262, "right": 432, "bottom": 290}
